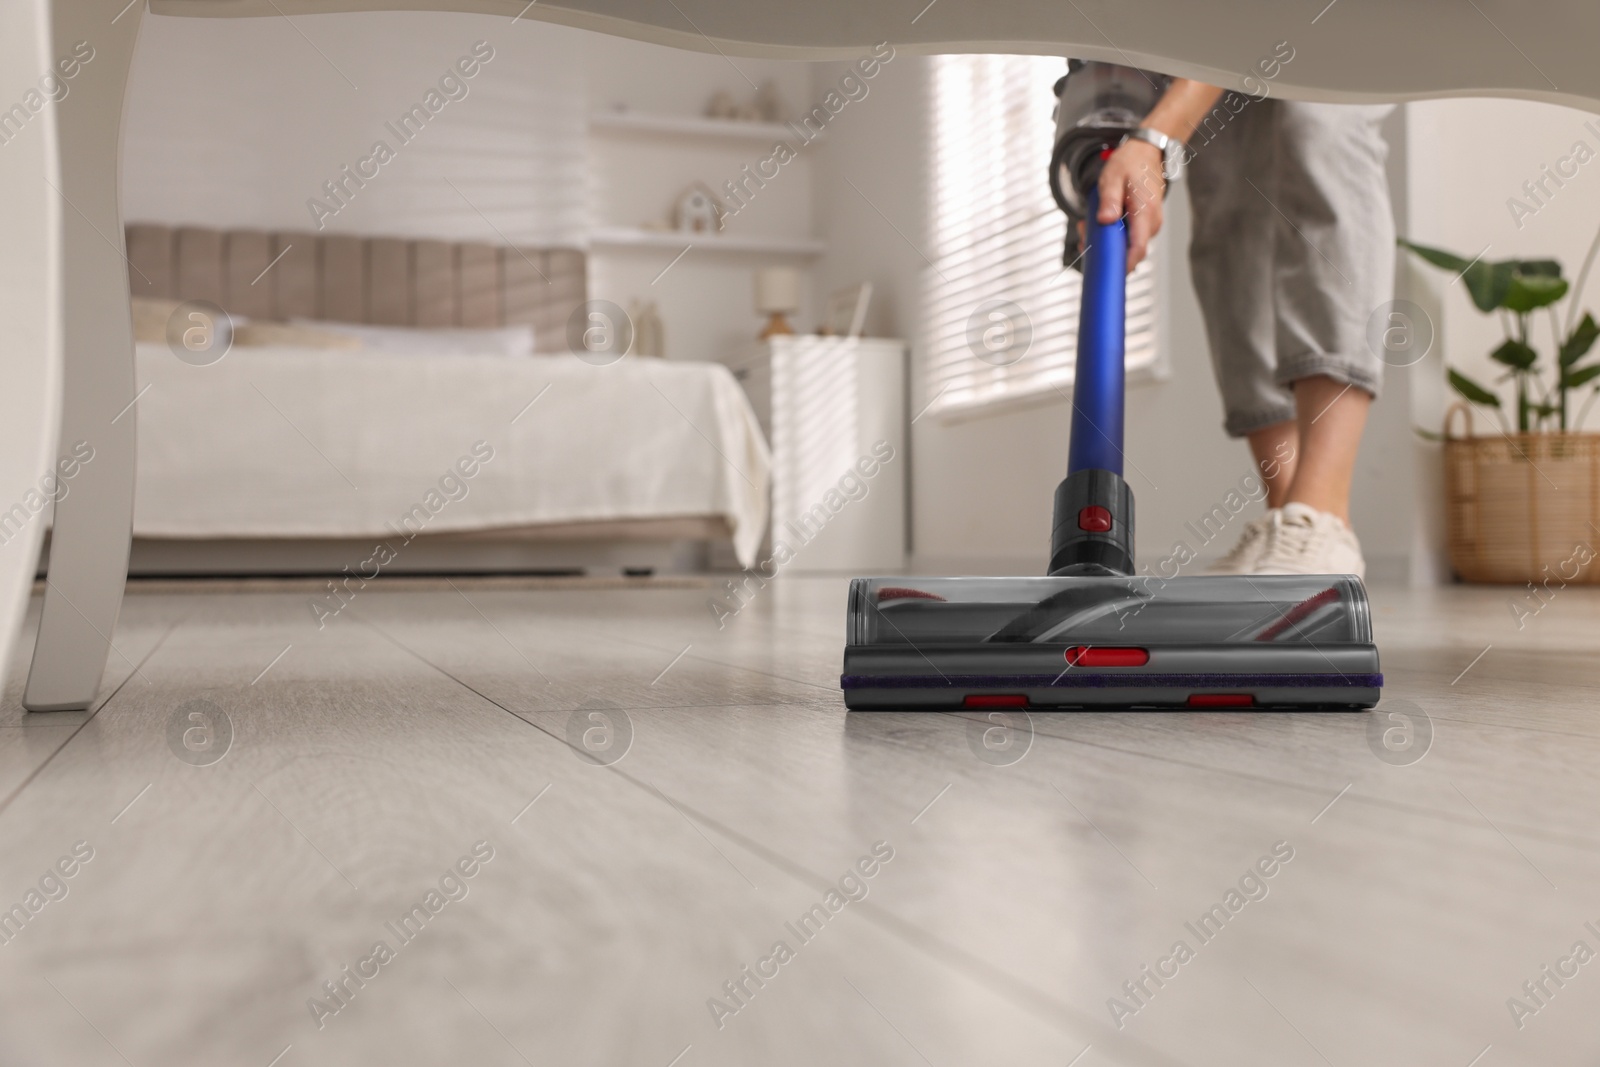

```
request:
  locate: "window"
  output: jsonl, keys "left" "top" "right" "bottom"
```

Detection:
{"left": 923, "top": 55, "right": 1161, "bottom": 419}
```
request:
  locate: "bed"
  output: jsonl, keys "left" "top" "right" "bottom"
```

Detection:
{"left": 118, "top": 223, "right": 770, "bottom": 574}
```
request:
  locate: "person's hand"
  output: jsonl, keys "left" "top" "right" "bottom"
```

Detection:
{"left": 1076, "top": 138, "right": 1166, "bottom": 272}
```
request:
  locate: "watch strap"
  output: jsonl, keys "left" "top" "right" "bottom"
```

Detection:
{"left": 1123, "top": 126, "right": 1186, "bottom": 180}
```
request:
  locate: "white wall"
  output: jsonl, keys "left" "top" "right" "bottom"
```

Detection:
{"left": 810, "top": 55, "right": 1417, "bottom": 579}
{"left": 124, "top": 12, "right": 588, "bottom": 245}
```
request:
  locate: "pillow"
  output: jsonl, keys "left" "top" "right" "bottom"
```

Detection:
{"left": 132, "top": 296, "right": 237, "bottom": 351}
{"left": 131, "top": 296, "right": 184, "bottom": 344}
{"left": 290, "top": 319, "right": 537, "bottom": 357}
{"left": 232, "top": 320, "right": 363, "bottom": 350}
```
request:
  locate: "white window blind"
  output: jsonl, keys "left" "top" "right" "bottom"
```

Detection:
{"left": 923, "top": 55, "right": 1160, "bottom": 419}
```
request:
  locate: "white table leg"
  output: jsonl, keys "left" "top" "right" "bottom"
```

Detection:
{"left": 23, "top": 0, "right": 143, "bottom": 711}
{"left": 0, "top": 0, "right": 66, "bottom": 709}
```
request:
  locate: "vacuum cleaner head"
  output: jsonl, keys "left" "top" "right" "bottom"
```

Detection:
{"left": 841, "top": 574, "right": 1380, "bottom": 710}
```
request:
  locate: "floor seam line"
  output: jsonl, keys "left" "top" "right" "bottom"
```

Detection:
{"left": 0, "top": 618, "right": 183, "bottom": 821}
{"left": 1004, "top": 716, "right": 1600, "bottom": 854}
{"left": 351, "top": 612, "right": 1186, "bottom": 1063}
{"left": 605, "top": 773, "right": 1198, "bottom": 1067}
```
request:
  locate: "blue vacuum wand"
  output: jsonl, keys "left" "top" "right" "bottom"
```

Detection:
{"left": 1043, "top": 61, "right": 1173, "bottom": 577}
{"left": 1049, "top": 182, "right": 1136, "bottom": 577}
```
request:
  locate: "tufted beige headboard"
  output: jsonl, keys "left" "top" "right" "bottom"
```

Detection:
{"left": 124, "top": 223, "right": 586, "bottom": 349}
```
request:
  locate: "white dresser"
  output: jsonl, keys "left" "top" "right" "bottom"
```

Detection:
{"left": 729, "top": 336, "right": 907, "bottom": 574}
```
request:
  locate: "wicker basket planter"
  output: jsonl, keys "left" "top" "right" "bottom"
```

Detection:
{"left": 1443, "top": 405, "right": 1600, "bottom": 583}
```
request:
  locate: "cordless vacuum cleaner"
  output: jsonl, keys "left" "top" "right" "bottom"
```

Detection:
{"left": 839, "top": 62, "right": 1381, "bottom": 711}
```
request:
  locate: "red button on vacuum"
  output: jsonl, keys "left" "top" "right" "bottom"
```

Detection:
{"left": 1064, "top": 646, "right": 1149, "bottom": 667}
{"left": 1187, "top": 694, "right": 1255, "bottom": 708}
{"left": 964, "top": 694, "right": 1029, "bottom": 708}
{"left": 1077, "top": 505, "right": 1113, "bottom": 532}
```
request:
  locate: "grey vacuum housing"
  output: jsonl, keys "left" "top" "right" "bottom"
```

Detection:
{"left": 1049, "top": 60, "right": 1172, "bottom": 267}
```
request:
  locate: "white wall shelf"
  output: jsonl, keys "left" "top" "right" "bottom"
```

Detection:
{"left": 588, "top": 111, "right": 800, "bottom": 142}
{"left": 589, "top": 226, "right": 825, "bottom": 257}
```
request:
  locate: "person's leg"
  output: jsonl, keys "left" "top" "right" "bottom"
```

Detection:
{"left": 1186, "top": 95, "right": 1295, "bottom": 444}
{"left": 1187, "top": 95, "right": 1299, "bottom": 573}
{"left": 1285, "top": 373, "right": 1371, "bottom": 523}
{"left": 1237, "top": 101, "right": 1395, "bottom": 576}
{"left": 1252, "top": 371, "right": 1372, "bottom": 575}
{"left": 1270, "top": 101, "right": 1395, "bottom": 523}
{"left": 1246, "top": 419, "right": 1298, "bottom": 508}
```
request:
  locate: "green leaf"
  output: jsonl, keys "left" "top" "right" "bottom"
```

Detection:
{"left": 1449, "top": 368, "right": 1502, "bottom": 406}
{"left": 1465, "top": 263, "right": 1514, "bottom": 313}
{"left": 1491, "top": 339, "right": 1538, "bottom": 370}
{"left": 1513, "top": 259, "right": 1563, "bottom": 278}
{"left": 1560, "top": 313, "right": 1599, "bottom": 367}
{"left": 1562, "top": 363, "right": 1600, "bottom": 389}
{"left": 1397, "top": 238, "right": 1473, "bottom": 272}
{"left": 1395, "top": 241, "right": 1575, "bottom": 312}
{"left": 1503, "top": 273, "right": 1569, "bottom": 312}
{"left": 1397, "top": 240, "right": 1512, "bottom": 311}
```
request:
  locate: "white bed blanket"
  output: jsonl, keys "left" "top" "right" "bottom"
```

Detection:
{"left": 132, "top": 344, "right": 772, "bottom": 566}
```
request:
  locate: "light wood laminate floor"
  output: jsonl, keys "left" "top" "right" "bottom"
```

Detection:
{"left": 0, "top": 576, "right": 1597, "bottom": 1067}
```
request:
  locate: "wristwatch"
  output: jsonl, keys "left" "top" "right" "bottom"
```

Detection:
{"left": 1122, "top": 126, "right": 1187, "bottom": 183}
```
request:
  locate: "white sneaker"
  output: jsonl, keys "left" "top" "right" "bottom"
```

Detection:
{"left": 1253, "top": 502, "right": 1365, "bottom": 577}
{"left": 1204, "top": 510, "right": 1280, "bottom": 575}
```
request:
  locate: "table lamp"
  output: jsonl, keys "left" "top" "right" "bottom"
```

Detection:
{"left": 754, "top": 267, "right": 800, "bottom": 339}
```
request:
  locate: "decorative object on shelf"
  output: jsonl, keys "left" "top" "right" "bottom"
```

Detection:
{"left": 704, "top": 81, "right": 788, "bottom": 124}
{"left": 630, "top": 300, "right": 665, "bottom": 357}
{"left": 673, "top": 182, "right": 724, "bottom": 233}
{"left": 754, "top": 267, "right": 801, "bottom": 340}
{"left": 1400, "top": 233, "right": 1600, "bottom": 583}
{"left": 819, "top": 282, "right": 873, "bottom": 338}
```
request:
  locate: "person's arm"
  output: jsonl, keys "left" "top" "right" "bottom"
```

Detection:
{"left": 1093, "top": 78, "right": 1225, "bottom": 271}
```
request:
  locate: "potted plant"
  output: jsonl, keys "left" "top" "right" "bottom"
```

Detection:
{"left": 1401, "top": 233, "right": 1600, "bottom": 583}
